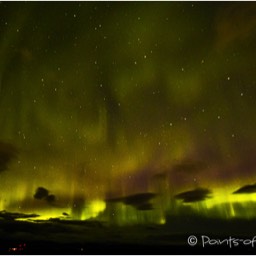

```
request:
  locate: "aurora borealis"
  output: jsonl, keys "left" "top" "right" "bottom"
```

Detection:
{"left": 1, "top": 2, "right": 256, "bottom": 223}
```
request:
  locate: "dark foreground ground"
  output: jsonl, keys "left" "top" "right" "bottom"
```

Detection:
{"left": 1, "top": 216, "right": 256, "bottom": 254}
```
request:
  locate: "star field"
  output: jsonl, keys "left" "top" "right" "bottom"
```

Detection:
{"left": 1, "top": 2, "right": 256, "bottom": 221}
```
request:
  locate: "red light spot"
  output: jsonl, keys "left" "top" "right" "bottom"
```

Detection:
{"left": 9, "top": 248, "right": 17, "bottom": 252}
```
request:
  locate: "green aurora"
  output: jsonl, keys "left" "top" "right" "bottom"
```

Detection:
{"left": 1, "top": 2, "right": 256, "bottom": 223}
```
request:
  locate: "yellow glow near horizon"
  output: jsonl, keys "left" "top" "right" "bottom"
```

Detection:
{"left": 188, "top": 188, "right": 256, "bottom": 219}
{"left": 159, "top": 217, "right": 166, "bottom": 225}
{"left": 81, "top": 200, "right": 106, "bottom": 220}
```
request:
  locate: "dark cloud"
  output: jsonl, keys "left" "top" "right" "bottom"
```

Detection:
{"left": 106, "top": 192, "right": 156, "bottom": 209}
{"left": 175, "top": 188, "right": 212, "bottom": 203}
{"left": 34, "top": 187, "right": 49, "bottom": 200}
{"left": 123, "top": 193, "right": 156, "bottom": 206}
{"left": 46, "top": 194, "right": 56, "bottom": 204}
{"left": 33, "top": 187, "right": 56, "bottom": 205}
{"left": 233, "top": 184, "right": 256, "bottom": 194}
{"left": 0, "top": 210, "right": 39, "bottom": 221}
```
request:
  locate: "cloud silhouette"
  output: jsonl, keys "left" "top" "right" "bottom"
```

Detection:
{"left": 34, "top": 187, "right": 49, "bottom": 200}
{"left": 34, "top": 187, "right": 56, "bottom": 204}
{"left": 175, "top": 188, "right": 212, "bottom": 203}
{"left": 233, "top": 183, "right": 256, "bottom": 194}
{"left": 106, "top": 192, "right": 156, "bottom": 209}
{"left": 46, "top": 194, "right": 56, "bottom": 203}
{"left": 122, "top": 193, "right": 156, "bottom": 206}
{"left": 0, "top": 210, "right": 39, "bottom": 221}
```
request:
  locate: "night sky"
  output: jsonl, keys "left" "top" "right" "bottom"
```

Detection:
{"left": 1, "top": 2, "right": 256, "bottom": 222}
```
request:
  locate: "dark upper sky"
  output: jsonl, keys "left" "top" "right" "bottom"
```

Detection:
{"left": 1, "top": 2, "right": 256, "bottom": 210}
